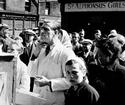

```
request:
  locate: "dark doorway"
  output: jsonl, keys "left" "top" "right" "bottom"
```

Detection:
{"left": 62, "top": 11, "right": 125, "bottom": 39}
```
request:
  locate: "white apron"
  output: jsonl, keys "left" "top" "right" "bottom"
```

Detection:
{"left": 33, "top": 42, "right": 76, "bottom": 105}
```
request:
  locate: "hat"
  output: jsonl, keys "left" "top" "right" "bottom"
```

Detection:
{"left": 24, "top": 29, "right": 36, "bottom": 36}
{"left": 19, "top": 29, "right": 37, "bottom": 39}
{"left": 110, "top": 29, "right": 117, "bottom": 35}
{"left": 82, "top": 39, "right": 93, "bottom": 45}
{"left": 108, "top": 29, "right": 118, "bottom": 38}
{"left": 0, "top": 23, "right": 9, "bottom": 29}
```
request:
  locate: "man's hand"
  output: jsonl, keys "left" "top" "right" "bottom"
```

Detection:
{"left": 34, "top": 76, "right": 51, "bottom": 87}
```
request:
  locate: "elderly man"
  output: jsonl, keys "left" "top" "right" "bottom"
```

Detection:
{"left": 32, "top": 21, "right": 76, "bottom": 105}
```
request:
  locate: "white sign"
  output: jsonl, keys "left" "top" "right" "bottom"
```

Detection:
{"left": 65, "top": 1, "right": 125, "bottom": 12}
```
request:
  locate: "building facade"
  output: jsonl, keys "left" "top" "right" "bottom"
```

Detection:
{"left": 38, "top": 0, "right": 61, "bottom": 23}
{"left": 59, "top": 0, "right": 125, "bottom": 39}
{"left": 0, "top": 0, "right": 38, "bottom": 36}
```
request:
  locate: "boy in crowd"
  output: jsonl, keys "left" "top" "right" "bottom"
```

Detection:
{"left": 65, "top": 58, "right": 99, "bottom": 105}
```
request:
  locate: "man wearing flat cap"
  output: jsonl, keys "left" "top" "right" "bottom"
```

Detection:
{"left": 19, "top": 29, "right": 37, "bottom": 65}
{"left": 19, "top": 29, "right": 38, "bottom": 92}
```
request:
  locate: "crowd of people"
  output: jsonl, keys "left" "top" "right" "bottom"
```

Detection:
{"left": 0, "top": 20, "right": 125, "bottom": 105}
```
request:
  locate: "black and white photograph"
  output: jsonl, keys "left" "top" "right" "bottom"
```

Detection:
{"left": 0, "top": 0, "right": 125, "bottom": 105}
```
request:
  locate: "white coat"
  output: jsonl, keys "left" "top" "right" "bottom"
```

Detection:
{"left": 32, "top": 40, "right": 76, "bottom": 105}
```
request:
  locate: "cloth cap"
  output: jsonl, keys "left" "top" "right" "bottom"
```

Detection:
{"left": 110, "top": 29, "right": 117, "bottom": 35}
{"left": 82, "top": 39, "right": 93, "bottom": 45}
{"left": 108, "top": 30, "right": 118, "bottom": 38}
{"left": 24, "top": 29, "right": 36, "bottom": 36}
{"left": 0, "top": 23, "right": 9, "bottom": 29}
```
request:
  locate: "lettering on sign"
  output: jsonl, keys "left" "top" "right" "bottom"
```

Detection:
{"left": 65, "top": 1, "right": 125, "bottom": 12}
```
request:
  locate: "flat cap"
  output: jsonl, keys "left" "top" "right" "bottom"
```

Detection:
{"left": 82, "top": 39, "right": 93, "bottom": 45}
{"left": 0, "top": 23, "right": 9, "bottom": 29}
{"left": 19, "top": 29, "right": 37, "bottom": 38}
{"left": 24, "top": 29, "right": 36, "bottom": 36}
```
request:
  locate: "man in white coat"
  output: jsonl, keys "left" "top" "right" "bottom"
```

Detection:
{"left": 32, "top": 21, "right": 77, "bottom": 105}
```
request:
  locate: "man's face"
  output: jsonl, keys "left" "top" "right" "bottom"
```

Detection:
{"left": 86, "top": 44, "right": 92, "bottom": 52}
{"left": 95, "top": 33, "right": 101, "bottom": 40}
{"left": 66, "top": 63, "right": 84, "bottom": 85}
{"left": 79, "top": 33, "right": 84, "bottom": 41}
{"left": 25, "top": 34, "right": 34, "bottom": 43}
{"left": 39, "top": 26, "right": 54, "bottom": 44}
{"left": 35, "top": 30, "right": 39, "bottom": 36}
{"left": 72, "top": 34, "right": 79, "bottom": 43}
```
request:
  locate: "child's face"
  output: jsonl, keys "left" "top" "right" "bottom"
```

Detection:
{"left": 66, "top": 63, "right": 84, "bottom": 85}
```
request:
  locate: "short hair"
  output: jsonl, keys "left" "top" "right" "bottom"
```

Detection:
{"left": 41, "top": 20, "right": 61, "bottom": 31}
{"left": 65, "top": 58, "right": 87, "bottom": 75}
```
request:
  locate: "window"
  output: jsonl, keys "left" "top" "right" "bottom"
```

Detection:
{"left": 0, "top": 0, "right": 5, "bottom": 10}
{"left": 45, "top": 2, "right": 50, "bottom": 15}
{"left": 25, "top": 0, "right": 31, "bottom": 12}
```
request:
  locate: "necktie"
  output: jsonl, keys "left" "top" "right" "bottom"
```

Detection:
{"left": 25, "top": 44, "right": 31, "bottom": 56}
{"left": 45, "top": 45, "right": 50, "bottom": 56}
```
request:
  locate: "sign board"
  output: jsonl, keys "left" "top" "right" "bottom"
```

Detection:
{"left": 65, "top": 1, "right": 125, "bottom": 12}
